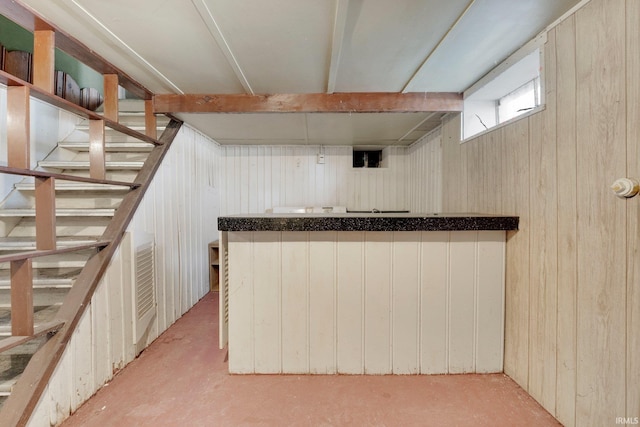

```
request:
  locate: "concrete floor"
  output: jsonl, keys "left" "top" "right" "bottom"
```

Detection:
{"left": 62, "top": 292, "right": 561, "bottom": 427}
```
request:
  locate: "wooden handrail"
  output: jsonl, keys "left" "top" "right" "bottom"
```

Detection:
{"left": 0, "top": 165, "right": 141, "bottom": 188}
{"left": 0, "top": 241, "right": 110, "bottom": 264}
{"left": 0, "top": 119, "right": 183, "bottom": 426}
{"left": 0, "top": 70, "right": 163, "bottom": 146}
{"left": 0, "top": 321, "right": 65, "bottom": 354}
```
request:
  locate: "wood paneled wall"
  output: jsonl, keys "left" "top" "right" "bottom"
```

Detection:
{"left": 28, "top": 125, "right": 220, "bottom": 426}
{"left": 441, "top": 0, "right": 640, "bottom": 424}
{"left": 406, "top": 129, "right": 442, "bottom": 213}
{"left": 226, "top": 230, "right": 506, "bottom": 375}
{"left": 219, "top": 145, "right": 407, "bottom": 214}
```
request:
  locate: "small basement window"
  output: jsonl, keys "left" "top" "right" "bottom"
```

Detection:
{"left": 462, "top": 40, "right": 543, "bottom": 140}
{"left": 353, "top": 150, "right": 381, "bottom": 168}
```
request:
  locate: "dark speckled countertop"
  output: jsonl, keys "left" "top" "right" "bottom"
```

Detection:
{"left": 218, "top": 213, "right": 519, "bottom": 232}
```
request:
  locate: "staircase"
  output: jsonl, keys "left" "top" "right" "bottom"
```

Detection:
{"left": 0, "top": 100, "right": 169, "bottom": 407}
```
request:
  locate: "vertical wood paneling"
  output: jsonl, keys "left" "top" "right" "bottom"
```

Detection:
{"left": 626, "top": 0, "right": 640, "bottom": 420}
{"left": 225, "top": 231, "right": 505, "bottom": 375}
{"left": 70, "top": 309, "right": 93, "bottom": 411}
{"left": 252, "top": 231, "right": 281, "bottom": 373}
{"left": 363, "top": 232, "right": 392, "bottom": 374}
{"left": 442, "top": 114, "right": 467, "bottom": 212}
{"left": 406, "top": 130, "right": 442, "bottom": 213}
{"left": 228, "top": 232, "right": 254, "bottom": 373}
{"left": 281, "top": 231, "right": 309, "bottom": 373}
{"left": 391, "top": 232, "right": 420, "bottom": 374}
{"left": 475, "top": 231, "right": 505, "bottom": 373}
{"left": 485, "top": 129, "right": 503, "bottom": 213}
{"left": 48, "top": 342, "right": 72, "bottom": 425}
{"left": 502, "top": 118, "right": 530, "bottom": 389}
{"left": 336, "top": 231, "right": 364, "bottom": 374}
{"left": 575, "top": 1, "right": 627, "bottom": 425}
{"left": 555, "top": 14, "right": 578, "bottom": 427}
{"left": 420, "top": 231, "right": 448, "bottom": 373}
{"left": 447, "top": 231, "right": 476, "bottom": 373}
{"left": 436, "top": 1, "right": 639, "bottom": 424}
{"left": 91, "top": 277, "right": 111, "bottom": 387}
{"left": 528, "top": 28, "right": 558, "bottom": 411}
{"left": 466, "top": 135, "right": 483, "bottom": 212}
{"left": 106, "top": 245, "right": 125, "bottom": 372}
{"left": 308, "top": 231, "right": 337, "bottom": 373}
{"left": 220, "top": 145, "right": 407, "bottom": 214}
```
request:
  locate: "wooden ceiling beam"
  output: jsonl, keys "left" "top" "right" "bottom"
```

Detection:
{"left": 153, "top": 92, "right": 463, "bottom": 113}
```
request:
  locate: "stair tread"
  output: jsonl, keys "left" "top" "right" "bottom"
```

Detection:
{"left": 0, "top": 236, "right": 100, "bottom": 252}
{"left": 0, "top": 208, "right": 115, "bottom": 217}
{"left": 0, "top": 291, "right": 67, "bottom": 308}
{"left": 14, "top": 181, "right": 130, "bottom": 191}
{"left": 0, "top": 252, "right": 94, "bottom": 270}
{"left": 0, "top": 267, "right": 79, "bottom": 287}
{"left": 58, "top": 141, "right": 154, "bottom": 152}
{"left": 39, "top": 160, "right": 145, "bottom": 169}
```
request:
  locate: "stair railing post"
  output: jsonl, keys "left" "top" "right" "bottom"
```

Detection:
{"left": 33, "top": 23, "right": 55, "bottom": 93}
{"left": 35, "top": 177, "right": 56, "bottom": 250}
{"left": 10, "top": 259, "right": 34, "bottom": 336}
{"left": 103, "top": 74, "right": 119, "bottom": 122}
{"left": 7, "top": 85, "right": 30, "bottom": 169}
{"left": 145, "top": 99, "right": 157, "bottom": 139}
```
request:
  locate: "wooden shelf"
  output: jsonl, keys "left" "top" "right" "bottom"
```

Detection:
{"left": 0, "top": 1, "right": 152, "bottom": 100}
{"left": 209, "top": 240, "right": 219, "bottom": 292}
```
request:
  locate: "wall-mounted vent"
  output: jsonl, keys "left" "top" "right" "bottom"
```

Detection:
{"left": 124, "top": 232, "right": 156, "bottom": 355}
{"left": 219, "top": 235, "right": 229, "bottom": 350}
{"left": 135, "top": 241, "right": 155, "bottom": 321}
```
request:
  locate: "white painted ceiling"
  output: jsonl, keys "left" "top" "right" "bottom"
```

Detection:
{"left": 18, "top": 0, "right": 581, "bottom": 146}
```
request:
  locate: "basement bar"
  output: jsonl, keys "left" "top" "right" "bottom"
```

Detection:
{"left": 218, "top": 213, "right": 518, "bottom": 375}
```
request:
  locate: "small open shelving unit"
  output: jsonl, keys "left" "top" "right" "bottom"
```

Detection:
{"left": 209, "top": 240, "right": 220, "bottom": 291}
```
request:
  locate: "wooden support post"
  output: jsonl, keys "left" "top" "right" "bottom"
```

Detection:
{"left": 103, "top": 74, "right": 119, "bottom": 122}
{"left": 89, "top": 119, "right": 106, "bottom": 180}
{"left": 10, "top": 259, "right": 34, "bottom": 336}
{"left": 33, "top": 29, "right": 55, "bottom": 93}
{"left": 145, "top": 99, "right": 157, "bottom": 139}
{"left": 35, "top": 177, "right": 56, "bottom": 250}
{"left": 7, "top": 85, "right": 30, "bottom": 169}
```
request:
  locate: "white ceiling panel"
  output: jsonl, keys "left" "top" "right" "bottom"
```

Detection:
{"left": 12, "top": 0, "right": 582, "bottom": 146}
{"left": 203, "top": 0, "right": 334, "bottom": 94}
{"left": 177, "top": 113, "right": 308, "bottom": 141}
{"left": 404, "top": 0, "right": 580, "bottom": 92}
{"left": 334, "top": 0, "right": 471, "bottom": 92}
{"left": 178, "top": 112, "right": 437, "bottom": 146}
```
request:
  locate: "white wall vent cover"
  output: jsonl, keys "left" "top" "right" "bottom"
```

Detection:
{"left": 135, "top": 240, "right": 155, "bottom": 326}
{"left": 126, "top": 232, "right": 156, "bottom": 354}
